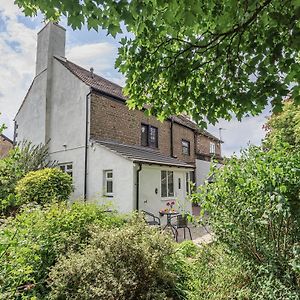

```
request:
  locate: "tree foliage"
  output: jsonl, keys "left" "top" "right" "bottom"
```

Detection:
{"left": 264, "top": 99, "right": 300, "bottom": 149}
{"left": 15, "top": 0, "right": 300, "bottom": 125}
{"left": 196, "top": 145, "right": 300, "bottom": 287}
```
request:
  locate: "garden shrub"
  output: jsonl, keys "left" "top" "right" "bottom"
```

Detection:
{"left": 0, "top": 141, "right": 55, "bottom": 215}
{"left": 48, "top": 220, "right": 175, "bottom": 300}
{"left": 170, "top": 243, "right": 251, "bottom": 300}
{"left": 15, "top": 168, "right": 72, "bottom": 205}
{"left": 195, "top": 144, "right": 300, "bottom": 293}
{"left": 0, "top": 202, "right": 126, "bottom": 299}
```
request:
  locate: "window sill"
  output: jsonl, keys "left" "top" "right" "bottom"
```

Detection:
{"left": 103, "top": 195, "right": 114, "bottom": 198}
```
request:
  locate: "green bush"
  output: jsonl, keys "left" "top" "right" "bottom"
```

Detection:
{"left": 170, "top": 243, "right": 251, "bottom": 300}
{"left": 171, "top": 242, "right": 300, "bottom": 300}
{"left": 197, "top": 146, "right": 300, "bottom": 277}
{"left": 0, "top": 202, "right": 126, "bottom": 299}
{"left": 48, "top": 220, "right": 175, "bottom": 300}
{"left": 0, "top": 141, "right": 55, "bottom": 215}
{"left": 15, "top": 168, "right": 72, "bottom": 205}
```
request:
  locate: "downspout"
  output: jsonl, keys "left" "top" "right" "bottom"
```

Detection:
{"left": 84, "top": 89, "right": 92, "bottom": 201}
{"left": 170, "top": 117, "right": 174, "bottom": 157}
{"left": 136, "top": 163, "right": 142, "bottom": 211}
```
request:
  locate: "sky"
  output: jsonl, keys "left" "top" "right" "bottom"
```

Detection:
{"left": 0, "top": 1, "right": 270, "bottom": 157}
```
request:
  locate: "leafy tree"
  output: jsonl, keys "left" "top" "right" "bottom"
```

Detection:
{"left": 15, "top": 0, "right": 300, "bottom": 125}
{"left": 263, "top": 99, "right": 300, "bottom": 149}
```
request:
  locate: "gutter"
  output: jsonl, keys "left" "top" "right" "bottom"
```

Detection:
{"left": 170, "top": 117, "right": 174, "bottom": 157}
{"left": 136, "top": 163, "right": 142, "bottom": 211}
{"left": 84, "top": 89, "right": 92, "bottom": 201}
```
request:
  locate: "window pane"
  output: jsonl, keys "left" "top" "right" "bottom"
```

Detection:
{"left": 141, "top": 124, "right": 148, "bottom": 146}
{"left": 167, "top": 171, "right": 174, "bottom": 197}
{"left": 210, "top": 142, "right": 215, "bottom": 153}
{"left": 106, "top": 180, "right": 113, "bottom": 193}
{"left": 161, "top": 171, "right": 167, "bottom": 197}
{"left": 149, "top": 126, "right": 158, "bottom": 148}
{"left": 67, "top": 164, "right": 72, "bottom": 170}
{"left": 59, "top": 166, "right": 65, "bottom": 171}
{"left": 106, "top": 171, "right": 113, "bottom": 178}
{"left": 186, "top": 172, "right": 190, "bottom": 195}
{"left": 182, "top": 140, "right": 190, "bottom": 155}
{"left": 67, "top": 171, "right": 73, "bottom": 178}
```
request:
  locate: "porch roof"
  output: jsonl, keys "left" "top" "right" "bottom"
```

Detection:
{"left": 94, "top": 140, "right": 194, "bottom": 168}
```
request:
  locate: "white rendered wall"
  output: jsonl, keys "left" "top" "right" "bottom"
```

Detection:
{"left": 195, "top": 159, "right": 212, "bottom": 186}
{"left": 15, "top": 74, "right": 47, "bottom": 145}
{"left": 138, "top": 164, "right": 193, "bottom": 224}
{"left": 87, "top": 144, "right": 135, "bottom": 213}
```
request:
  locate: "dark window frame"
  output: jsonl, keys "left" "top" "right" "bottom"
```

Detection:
{"left": 141, "top": 123, "right": 158, "bottom": 148}
{"left": 182, "top": 139, "right": 190, "bottom": 155}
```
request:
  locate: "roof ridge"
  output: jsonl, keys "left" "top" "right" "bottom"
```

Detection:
{"left": 55, "top": 56, "right": 124, "bottom": 90}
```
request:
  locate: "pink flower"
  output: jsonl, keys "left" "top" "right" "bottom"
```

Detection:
{"left": 166, "top": 202, "right": 170, "bottom": 206}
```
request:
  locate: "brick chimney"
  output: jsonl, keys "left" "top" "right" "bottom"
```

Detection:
{"left": 36, "top": 22, "right": 66, "bottom": 76}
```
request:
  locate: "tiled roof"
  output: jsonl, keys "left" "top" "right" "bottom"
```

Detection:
{"left": 95, "top": 140, "right": 194, "bottom": 168}
{"left": 0, "top": 134, "right": 13, "bottom": 144}
{"left": 55, "top": 56, "right": 126, "bottom": 101}
{"left": 56, "top": 56, "right": 221, "bottom": 142}
{"left": 172, "top": 115, "right": 221, "bottom": 142}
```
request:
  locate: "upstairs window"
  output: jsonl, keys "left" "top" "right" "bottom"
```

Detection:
{"left": 182, "top": 140, "right": 190, "bottom": 155}
{"left": 141, "top": 124, "right": 148, "bottom": 147}
{"left": 210, "top": 142, "right": 216, "bottom": 154}
{"left": 59, "top": 163, "right": 73, "bottom": 178}
{"left": 161, "top": 170, "right": 174, "bottom": 197}
{"left": 104, "top": 170, "right": 113, "bottom": 196}
{"left": 141, "top": 124, "right": 158, "bottom": 148}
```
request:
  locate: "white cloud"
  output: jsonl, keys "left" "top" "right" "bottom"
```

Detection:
{"left": 67, "top": 42, "right": 125, "bottom": 86}
{"left": 0, "top": 0, "right": 38, "bottom": 138}
{"left": 207, "top": 108, "right": 271, "bottom": 157}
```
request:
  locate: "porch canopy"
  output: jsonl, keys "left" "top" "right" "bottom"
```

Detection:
{"left": 94, "top": 140, "right": 194, "bottom": 168}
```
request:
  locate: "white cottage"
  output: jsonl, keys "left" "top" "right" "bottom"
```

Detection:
{"left": 15, "top": 23, "right": 223, "bottom": 217}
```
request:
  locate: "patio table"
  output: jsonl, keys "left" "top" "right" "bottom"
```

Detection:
{"left": 159, "top": 211, "right": 179, "bottom": 242}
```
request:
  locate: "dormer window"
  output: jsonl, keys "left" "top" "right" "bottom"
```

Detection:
{"left": 141, "top": 124, "right": 158, "bottom": 148}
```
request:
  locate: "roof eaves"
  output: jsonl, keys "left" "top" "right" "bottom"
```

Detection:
{"left": 133, "top": 159, "right": 195, "bottom": 168}
{"left": 0, "top": 134, "right": 13, "bottom": 144}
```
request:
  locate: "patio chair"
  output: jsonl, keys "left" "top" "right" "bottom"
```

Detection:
{"left": 173, "top": 214, "right": 192, "bottom": 240}
{"left": 141, "top": 210, "right": 161, "bottom": 226}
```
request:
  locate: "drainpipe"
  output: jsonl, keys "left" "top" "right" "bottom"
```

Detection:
{"left": 136, "top": 163, "right": 142, "bottom": 211}
{"left": 84, "top": 90, "right": 92, "bottom": 201}
{"left": 170, "top": 118, "right": 174, "bottom": 157}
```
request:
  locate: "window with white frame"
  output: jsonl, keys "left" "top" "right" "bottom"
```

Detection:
{"left": 161, "top": 170, "right": 174, "bottom": 197}
{"left": 185, "top": 171, "right": 195, "bottom": 195}
{"left": 104, "top": 170, "right": 113, "bottom": 196}
{"left": 210, "top": 142, "right": 216, "bottom": 154}
{"left": 59, "top": 163, "right": 73, "bottom": 178}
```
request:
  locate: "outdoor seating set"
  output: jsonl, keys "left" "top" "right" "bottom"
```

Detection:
{"left": 142, "top": 205, "right": 193, "bottom": 242}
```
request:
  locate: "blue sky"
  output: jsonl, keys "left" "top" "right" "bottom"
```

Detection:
{"left": 0, "top": 1, "right": 270, "bottom": 156}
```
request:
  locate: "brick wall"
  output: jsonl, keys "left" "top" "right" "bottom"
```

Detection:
{"left": 90, "top": 92, "right": 221, "bottom": 164}
{"left": 90, "top": 93, "right": 171, "bottom": 157}
{"left": 172, "top": 122, "right": 195, "bottom": 163}
{"left": 0, "top": 136, "right": 13, "bottom": 158}
{"left": 195, "top": 133, "right": 222, "bottom": 161}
